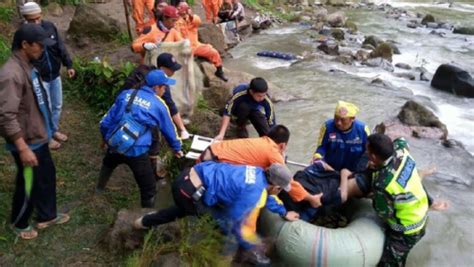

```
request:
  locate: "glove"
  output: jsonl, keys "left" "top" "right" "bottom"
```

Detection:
{"left": 143, "top": 42, "right": 158, "bottom": 51}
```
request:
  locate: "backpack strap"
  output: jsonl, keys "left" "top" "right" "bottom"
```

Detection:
{"left": 125, "top": 89, "right": 140, "bottom": 113}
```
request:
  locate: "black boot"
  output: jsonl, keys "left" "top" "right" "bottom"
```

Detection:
{"left": 96, "top": 165, "right": 114, "bottom": 193}
{"left": 141, "top": 196, "right": 156, "bottom": 208}
{"left": 215, "top": 66, "right": 228, "bottom": 82}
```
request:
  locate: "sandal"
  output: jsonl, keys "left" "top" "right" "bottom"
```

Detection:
{"left": 36, "top": 213, "right": 70, "bottom": 230}
{"left": 48, "top": 139, "right": 61, "bottom": 150}
{"left": 14, "top": 226, "right": 38, "bottom": 240}
{"left": 53, "top": 132, "right": 68, "bottom": 142}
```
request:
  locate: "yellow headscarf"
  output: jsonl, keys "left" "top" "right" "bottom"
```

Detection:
{"left": 335, "top": 100, "right": 359, "bottom": 118}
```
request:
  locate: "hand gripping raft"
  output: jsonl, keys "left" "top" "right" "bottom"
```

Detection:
{"left": 257, "top": 51, "right": 300, "bottom": 61}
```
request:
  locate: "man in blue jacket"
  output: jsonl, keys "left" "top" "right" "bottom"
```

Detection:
{"left": 312, "top": 100, "right": 371, "bottom": 172}
{"left": 97, "top": 70, "right": 183, "bottom": 208}
{"left": 20, "top": 2, "right": 75, "bottom": 150}
{"left": 215, "top": 77, "right": 275, "bottom": 140}
{"left": 134, "top": 161, "right": 299, "bottom": 265}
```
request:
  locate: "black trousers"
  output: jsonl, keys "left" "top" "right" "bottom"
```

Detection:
{"left": 100, "top": 151, "right": 156, "bottom": 207}
{"left": 234, "top": 102, "right": 271, "bottom": 138}
{"left": 142, "top": 167, "right": 201, "bottom": 227}
{"left": 11, "top": 144, "right": 57, "bottom": 229}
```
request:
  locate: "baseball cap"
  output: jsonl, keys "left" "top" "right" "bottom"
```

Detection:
{"left": 266, "top": 163, "right": 292, "bottom": 192}
{"left": 12, "top": 23, "right": 55, "bottom": 50}
{"left": 162, "top": 6, "right": 179, "bottom": 19}
{"left": 145, "top": 69, "right": 176, "bottom": 87}
{"left": 249, "top": 77, "right": 268, "bottom": 93}
{"left": 20, "top": 2, "right": 42, "bottom": 16}
{"left": 156, "top": 53, "right": 182, "bottom": 72}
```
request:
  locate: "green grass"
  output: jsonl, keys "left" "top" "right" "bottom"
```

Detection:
{"left": 0, "top": 6, "right": 14, "bottom": 22}
{"left": 0, "top": 35, "right": 10, "bottom": 66}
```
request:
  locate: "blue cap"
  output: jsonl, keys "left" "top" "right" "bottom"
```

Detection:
{"left": 156, "top": 53, "right": 182, "bottom": 72}
{"left": 145, "top": 69, "right": 176, "bottom": 87}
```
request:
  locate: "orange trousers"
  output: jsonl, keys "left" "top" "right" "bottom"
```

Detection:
{"left": 193, "top": 44, "right": 222, "bottom": 67}
{"left": 203, "top": 1, "right": 220, "bottom": 23}
{"left": 132, "top": 0, "right": 155, "bottom": 34}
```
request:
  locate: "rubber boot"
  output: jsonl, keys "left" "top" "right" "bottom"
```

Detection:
{"left": 141, "top": 196, "right": 156, "bottom": 208}
{"left": 96, "top": 165, "right": 114, "bottom": 193}
{"left": 215, "top": 66, "right": 228, "bottom": 82}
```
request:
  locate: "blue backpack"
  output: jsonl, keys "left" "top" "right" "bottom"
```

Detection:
{"left": 107, "top": 89, "right": 148, "bottom": 154}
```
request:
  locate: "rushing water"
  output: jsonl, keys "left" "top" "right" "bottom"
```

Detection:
{"left": 224, "top": 1, "right": 474, "bottom": 266}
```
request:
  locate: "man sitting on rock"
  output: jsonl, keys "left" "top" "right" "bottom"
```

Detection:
{"left": 134, "top": 162, "right": 299, "bottom": 265}
{"left": 132, "top": 6, "right": 183, "bottom": 59}
{"left": 215, "top": 77, "right": 275, "bottom": 140}
{"left": 175, "top": 2, "right": 228, "bottom": 82}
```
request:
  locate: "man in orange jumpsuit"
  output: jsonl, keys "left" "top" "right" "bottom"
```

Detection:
{"left": 131, "top": 0, "right": 155, "bottom": 34}
{"left": 176, "top": 2, "right": 228, "bottom": 82}
{"left": 132, "top": 6, "right": 183, "bottom": 59}
{"left": 202, "top": 0, "right": 222, "bottom": 23}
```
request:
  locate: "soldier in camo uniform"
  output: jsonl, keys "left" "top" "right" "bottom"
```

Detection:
{"left": 367, "top": 134, "right": 429, "bottom": 267}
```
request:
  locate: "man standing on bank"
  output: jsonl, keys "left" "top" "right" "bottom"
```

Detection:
{"left": 20, "top": 2, "right": 76, "bottom": 150}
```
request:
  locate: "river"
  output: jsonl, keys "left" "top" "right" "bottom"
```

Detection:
{"left": 223, "top": 0, "right": 474, "bottom": 266}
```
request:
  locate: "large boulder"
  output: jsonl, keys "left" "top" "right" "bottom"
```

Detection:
{"left": 67, "top": 5, "right": 121, "bottom": 43}
{"left": 397, "top": 100, "right": 448, "bottom": 139}
{"left": 453, "top": 27, "right": 474, "bottom": 35}
{"left": 314, "top": 8, "right": 328, "bottom": 22}
{"left": 431, "top": 64, "right": 474, "bottom": 98}
{"left": 326, "top": 11, "right": 346, "bottom": 27}
{"left": 317, "top": 41, "right": 339, "bottom": 55}
{"left": 198, "top": 23, "right": 228, "bottom": 56}
{"left": 331, "top": 28, "right": 345, "bottom": 40}
{"left": 369, "top": 42, "right": 393, "bottom": 61}
{"left": 344, "top": 21, "right": 358, "bottom": 33}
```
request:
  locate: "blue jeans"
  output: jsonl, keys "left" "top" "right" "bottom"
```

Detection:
{"left": 43, "top": 76, "right": 62, "bottom": 133}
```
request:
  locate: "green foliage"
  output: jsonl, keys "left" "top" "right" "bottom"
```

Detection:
{"left": 115, "top": 31, "right": 132, "bottom": 45}
{"left": 0, "top": 7, "right": 14, "bottom": 22}
{"left": 126, "top": 215, "right": 224, "bottom": 266}
{"left": 64, "top": 59, "right": 136, "bottom": 115}
{"left": 0, "top": 35, "right": 10, "bottom": 66}
{"left": 187, "top": 0, "right": 195, "bottom": 6}
{"left": 197, "top": 94, "right": 210, "bottom": 111}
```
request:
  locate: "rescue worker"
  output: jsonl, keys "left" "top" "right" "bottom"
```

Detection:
{"left": 97, "top": 70, "right": 183, "bottom": 208}
{"left": 215, "top": 77, "right": 275, "bottom": 140}
{"left": 20, "top": 2, "right": 76, "bottom": 150}
{"left": 134, "top": 161, "right": 299, "bottom": 265}
{"left": 153, "top": 0, "right": 168, "bottom": 21}
{"left": 201, "top": 125, "right": 323, "bottom": 209}
{"left": 312, "top": 100, "right": 371, "bottom": 172}
{"left": 132, "top": 6, "right": 183, "bottom": 59}
{"left": 367, "top": 134, "right": 429, "bottom": 267}
{"left": 176, "top": 2, "right": 228, "bottom": 82}
{"left": 202, "top": 0, "right": 222, "bottom": 23}
{"left": 131, "top": 0, "right": 155, "bottom": 34}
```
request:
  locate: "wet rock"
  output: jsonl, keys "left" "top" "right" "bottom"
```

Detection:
{"left": 442, "top": 139, "right": 464, "bottom": 149}
{"left": 407, "top": 22, "right": 418, "bottom": 29}
{"left": 336, "top": 55, "right": 353, "bottom": 65}
{"left": 438, "top": 22, "right": 453, "bottom": 30}
{"left": 421, "top": 14, "right": 435, "bottom": 25}
{"left": 377, "top": 119, "right": 447, "bottom": 141}
{"left": 369, "top": 42, "right": 393, "bottom": 61}
{"left": 331, "top": 28, "right": 345, "bottom": 41}
{"left": 326, "top": 11, "right": 346, "bottom": 27}
{"left": 361, "top": 43, "right": 375, "bottom": 50}
{"left": 327, "top": 0, "right": 346, "bottom": 6}
{"left": 363, "top": 57, "right": 394, "bottom": 72}
{"left": 386, "top": 41, "right": 400, "bottom": 55}
{"left": 344, "top": 21, "right": 358, "bottom": 33}
{"left": 317, "top": 41, "right": 339, "bottom": 55}
{"left": 397, "top": 100, "right": 448, "bottom": 139}
{"left": 430, "top": 30, "right": 446, "bottom": 37}
{"left": 371, "top": 78, "right": 396, "bottom": 89}
{"left": 426, "top": 22, "right": 439, "bottom": 29}
{"left": 453, "top": 27, "right": 474, "bottom": 35}
{"left": 301, "top": 15, "right": 312, "bottom": 22}
{"left": 312, "top": 22, "right": 325, "bottom": 31}
{"left": 198, "top": 23, "right": 228, "bottom": 56}
{"left": 394, "top": 72, "right": 416, "bottom": 80}
{"left": 362, "top": 35, "right": 383, "bottom": 48}
{"left": 431, "top": 64, "right": 474, "bottom": 97}
{"left": 395, "top": 63, "right": 412, "bottom": 70}
{"left": 68, "top": 5, "right": 121, "bottom": 43}
{"left": 338, "top": 47, "right": 353, "bottom": 57}
{"left": 319, "top": 28, "right": 332, "bottom": 36}
{"left": 355, "top": 49, "right": 369, "bottom": 61}
{"left": 47, "top": 2, "right": 63, "bottom": 17}
{"left": 190, "top": 109, "right": 223, "bottom": 137}
{"left": 420, "top": 71, "right": 433, "bottom": 82}
{"left": 315, "top": 35, "right": 329, "bottom": 43}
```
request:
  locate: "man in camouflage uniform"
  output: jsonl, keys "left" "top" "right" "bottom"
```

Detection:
{"left": 367, "top": 134, "right": 429, "bottom": 267}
